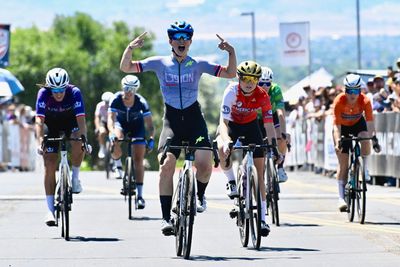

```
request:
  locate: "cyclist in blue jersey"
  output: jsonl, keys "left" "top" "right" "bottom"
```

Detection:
{"left": 120, "top": 21, "right": 237, "bottom": 235}
{"left": 108, "top": 75, "right": 155, "bottom": 209}
{"left": 35, "top": 68, "right": 91, "bottom": 226}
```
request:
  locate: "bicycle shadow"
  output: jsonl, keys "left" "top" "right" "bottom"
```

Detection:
{"left": 129, "top": 216, "right": 162, "bottom": 221}
{"left": 365, "top": 221, "right": 400, "bottom": 226}
{"left": 68, "top": 236, "right": 121, "bottom": 242}
{"left": 279, "top": 223, "right": 321, "bottom": 227}
{"left": 185, "top": 255, "right": 302, "bottom": 261}
{"left": 257, "top": 246, "right": 320, "bottom": 252}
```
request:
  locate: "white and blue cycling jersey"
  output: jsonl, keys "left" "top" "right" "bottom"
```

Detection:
{"left": 135, "top": 55, "right": 222, "bottom": 109}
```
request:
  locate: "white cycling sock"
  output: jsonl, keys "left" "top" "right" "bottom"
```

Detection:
{"left": 338, "top": 180, "right": 346, "bottom": 199}
{"left": 46, "top": 195, "right": 55, "bottom": 213}
{"left": 114, "top": 159, "right": 122, "bottom": 168}
{"left": 261, "top": 200, "right": 267, "bottom": 222}
{"left": 72, "top": 166, "right": 80, "bottom": 181}
{"left": 137, "top": 184, "right": 143, "bottom": 198}
{"left": 362, "top": 156, "right": 368, "bottom": 172}
{"left": 223, "top": 168, "right": 236, "bottom": 182}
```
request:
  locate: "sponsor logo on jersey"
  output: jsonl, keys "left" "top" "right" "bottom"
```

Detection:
{"left": 185, "top": 60, "right": 194, "bottom": 67}
{"left": 268, "top": 109, "right": 273, "bottom": 115}
{"left": 236, "top": 101, "right": 243, "bottom": 107}
{"left": 165, "top": 72, "right": 194, "bottom": 84}
{"left": 38, "top": 101, "right": 46, "bottom": 108}
{"left": 74, "top": 101, "right": 82, "bottom": 108}
{"left": 222, "top": 105, "right": 230, "bottom": 114}
{"left": 195, "top": 135, "right": 205, "bottom": 144}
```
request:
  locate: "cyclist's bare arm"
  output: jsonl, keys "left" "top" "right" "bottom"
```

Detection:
{"left": 94, "top": 113, "right": 101, "bottom": 131}
{"left": 366, "top": 121, "right": 376, "bottom": 137}
{"left": 107, "top": 112, "right": 117, "bottom": 135}
{"left": 218, "top": 117, "right": 231, "bottom": 144}
{"left": 35, "top": 116, "right": 45, "bottom": 146}
{"left": 120, "top": 32, "right": 147, "bottom": 73}
{"left": 76, "top": 116, "right": 87, "bottom": 138}
{"left": 216, "top": 34, "right": 236, "bottom": 78}
{"left": 144, "top": 116, "right": 155, "bottom": 139}
{"left": 264, "top": 122, "right": 277, "bottom": 144}
{"left": 333, "top": 124, "right": 341, "bottom": 150}
{"left": 276, "top": 108, "right": 286, "bottom": 134}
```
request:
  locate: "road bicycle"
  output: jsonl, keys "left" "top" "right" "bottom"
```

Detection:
{"left": 113, "top": 136, "right": 146, "bottom": 220}
{"left": 160, "top": 137, "right": 219, "bottom": 259}
{"left": 43, "top": 133, "right": 89, "bottom": 241}
{"left": 226, "top": 137, "right": 269, "bottom": 249}
{"left": 340, "top": 135, "right": 380, "bottom": 224}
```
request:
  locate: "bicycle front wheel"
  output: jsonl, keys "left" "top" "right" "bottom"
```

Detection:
{"left": 237, "top": 166, "right": 249, "bottom": 247}
{"left": 347, "top": 167, "right": 356, "bottom": 223}
{"left": 355, "top": 158, "right": 367, "bottom": 224}
{"left": 266, "top": 158, "right": 279, "bottom": 226}
{"left": 125, "top": 157, "right": 134, "bottom": 219}
{"left": 183, "top": 170, "right": 195, "bottom": 259}
{"left": 60, "top": 166, "right": 70, "bottom": 241}
{"left": 249, "top": 166, "right": 262, "bottom": 249}
{"left": 105, "top": 141, "right": 112, "bottom": 179}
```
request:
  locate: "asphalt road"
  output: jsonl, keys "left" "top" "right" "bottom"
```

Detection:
{"left": 0, "top": 167, "right": 399, "bottom": 266}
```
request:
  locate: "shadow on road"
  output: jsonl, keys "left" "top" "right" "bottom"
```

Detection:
{"left": 280, "top": 223, "right": 321, "bottom": 227}
{"left": 185, "top": 255, "right": 267, "bottom": 261}
{"left": 258, "top": 246, "right": 319, "bottom": 252}
{"left": 69, "top": 236, "right": 121, "bottom": 242}
{"left": 129, "top": 216, "right": 162, "bottom": 221}
{"left": 365, "top": 221, "right": 400, "bottom": 226}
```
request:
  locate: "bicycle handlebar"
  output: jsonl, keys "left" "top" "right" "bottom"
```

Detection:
{"left": 225, "top": 137, "right": 278, "bottom": 168}
{"left": 42, "top": 134, "right": 90, "bottom": 153}
{"left": 160, "top": 137, "right": 220, "bottom": 168}
{"left": 338, "top": 135, "right": 381, "bottom": 153}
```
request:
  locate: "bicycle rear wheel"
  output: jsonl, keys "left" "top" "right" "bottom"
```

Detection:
{"left": 272, "top": 173, "right": 280, "bottom": 227}
{"left": 237, "top": 166, "right": 249, "bottom": 247}
{"left": 183, "top": 170, "right": 195, "bottom": 259}
{"left": 355, "top": 158, "right": 367, "bottom": 224}
{"left": 105, "top": 141, "right": 112, "bottom": 179}
{"left": 249, "top": 166, "right": 262, "bottom": 249}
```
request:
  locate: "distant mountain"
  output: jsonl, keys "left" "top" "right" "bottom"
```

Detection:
{"left": 153, "top": 35, "right": 400, "bottom": 90}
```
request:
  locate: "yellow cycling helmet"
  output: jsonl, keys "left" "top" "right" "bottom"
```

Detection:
{"left": 237, "top": 61, "right": 262, "bottom": 78}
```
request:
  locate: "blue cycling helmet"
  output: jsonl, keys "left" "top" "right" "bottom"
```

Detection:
{"left": 167, "top": 21, "right": 194, "bottom": 39}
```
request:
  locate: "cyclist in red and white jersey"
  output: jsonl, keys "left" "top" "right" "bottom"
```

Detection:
{"left": 216, "top": 61, "right": 277, "bottom": 236}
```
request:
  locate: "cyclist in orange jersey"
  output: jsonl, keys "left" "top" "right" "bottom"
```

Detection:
{"left": 332, "top": 74, "right": 378, "bottom": 212}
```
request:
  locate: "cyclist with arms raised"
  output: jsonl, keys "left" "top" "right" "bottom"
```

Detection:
{"left": 95, "top": 91, "right": 114, "bottom": 159}
{"left": 120, "top": 21, "right": 236, "bottom": 235}
{"left": 258, "top": 67, "right": 290, "bottom": 182}
{"left": 35, "top": 68, "right": 90, "bottom": 226}
{"left": 108, "top": 75, "right": 155, "bottom": 209}
{"left": 333, "top": 74, "right": 379, "bottom": 212}
{"left": 217, "top": 61, "right": 277, "bottom": 236}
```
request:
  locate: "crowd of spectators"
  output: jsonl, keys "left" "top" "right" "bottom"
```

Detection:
{"left": 0, "top": 97, "right": 35, "bottom": 171}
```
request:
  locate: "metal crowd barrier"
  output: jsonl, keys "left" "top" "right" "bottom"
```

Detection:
{"left": 286, "top": 113, "right": 400, "bottom": 187}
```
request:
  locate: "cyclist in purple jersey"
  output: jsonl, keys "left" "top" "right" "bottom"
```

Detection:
{"left": 120, "top": 21, "right": 237, "bottom": 235}
{"left": 35, "top": 68, "right": 90, "bottom": 227}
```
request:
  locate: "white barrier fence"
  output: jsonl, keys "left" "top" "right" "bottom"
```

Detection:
{"left": 286, "top": 113, "right": 400, "bottom": 186}
{"left": 0, "top": 121, "right": 36, "bottom": 171}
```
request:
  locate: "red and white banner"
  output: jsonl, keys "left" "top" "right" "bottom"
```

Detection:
{"left": 0, "top": 24, "right": 10, "bottom": 67}
{"left": 279, "top": 22, "right": 310, "bottom": 67}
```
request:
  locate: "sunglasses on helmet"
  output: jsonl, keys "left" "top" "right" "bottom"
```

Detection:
{"left": 51, "top": 87, "right": 66, "bottom": 94}
{"left": 171, "top": 32, "right": 191, "bottom": 41}
{"left": 240, "top": 75, "right": 259, "bottom": 84}
{"left": 258, "top": 81, "right": 271, "bottom": 87}
{"left": 345, "top": 88, "right": 360, "bottom": 95}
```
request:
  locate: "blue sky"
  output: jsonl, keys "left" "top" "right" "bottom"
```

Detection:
{"left": 1, "top": 0, "right": 399, "bottom": 40}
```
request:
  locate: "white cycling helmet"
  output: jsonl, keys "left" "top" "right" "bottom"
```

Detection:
{"left": 260, "top": 67, "right": 273, "bottom": 82}
{"left": 101, "top": 92, "right": 114, "bottom": 103}
{"left": 343, "top": 73, "right": 362, "bottom": 89}
{"left": 121, "top": 75, "right": 140, "bottom": 91}
{"left": 46, "top": 67, "right": 69, "bottom": 88}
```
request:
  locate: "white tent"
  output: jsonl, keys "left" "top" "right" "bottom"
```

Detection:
{"left": 283, "top": 67, "right": 333, "bottom": 102}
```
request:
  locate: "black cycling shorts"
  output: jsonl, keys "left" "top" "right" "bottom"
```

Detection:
{"left": 44, "top": 112, "right": 79, "bottom": 153}
{"left": 340, "top": 117, "right": 368, "bottom": 154}
{"left": 226, "top": 119, "right": 264, "bottom": 158}
{"left": 158, "top": 101, "right": 211, "bottom": 159}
